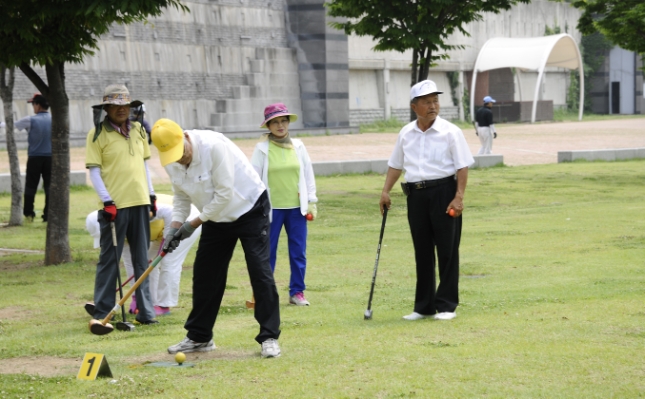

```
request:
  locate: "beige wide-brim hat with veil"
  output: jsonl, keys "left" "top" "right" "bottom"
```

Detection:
{"left": 92, "top": 84, "right": 142, "bottom": 109}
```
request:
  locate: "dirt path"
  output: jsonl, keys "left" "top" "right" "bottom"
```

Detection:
{"left": 1, "top": 118, "right": 642, "bottom": 184}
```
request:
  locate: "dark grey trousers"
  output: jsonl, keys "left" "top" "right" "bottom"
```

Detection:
{"left": 93, "top": 205, "right": 154, "bottom": 322}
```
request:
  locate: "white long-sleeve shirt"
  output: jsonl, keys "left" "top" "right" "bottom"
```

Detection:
{"left": 165, "top": 130, "right": 266, "bottom": 223}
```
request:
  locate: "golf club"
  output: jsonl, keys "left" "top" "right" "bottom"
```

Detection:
{"left": 111, "top": 222, "right": 135, "bottom": 332}
{"left": 364, "top": 207, "right": 388, "bottom": 320}
{"left": 83, "top": 274, "right": 135, "bottom": 316}
{"left": 88, "top": 230, "right": 182, "bottom": 335}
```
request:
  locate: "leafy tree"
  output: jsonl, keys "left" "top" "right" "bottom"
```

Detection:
{"left": 573, "top": 0, "right": 645, "bottom": 67}
{"left": 0, "top": 0, "right": 188, "bottom": 264}
{"left": 327, "top": 0, "right": 531, "bottom": 95}
{"left": 0, "top": 64, "right": 23, "bottom": 226}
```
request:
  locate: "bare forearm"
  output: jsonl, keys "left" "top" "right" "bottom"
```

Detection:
{"left": 379, "top": 167, "right": 402, "bottom": 213}
{"left": 455, "top": 167, "right": 468, "bottom": 200}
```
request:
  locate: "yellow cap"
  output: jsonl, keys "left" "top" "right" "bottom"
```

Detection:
{"left": 151, "top": 118, "right": 184, "bottom": 167}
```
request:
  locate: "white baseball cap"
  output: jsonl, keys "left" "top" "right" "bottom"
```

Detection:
{"left": 410, "top": 80, "right": 443, "bottom": 100}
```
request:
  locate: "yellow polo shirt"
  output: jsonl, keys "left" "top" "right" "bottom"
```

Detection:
{"left": 85, "top": 120, "right": 151, "bottom": 209}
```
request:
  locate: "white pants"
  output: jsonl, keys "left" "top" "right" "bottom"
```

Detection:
{"left": 122, "top": 227, "right": 201, "bottom": 307}
{"left": 477, "top": 126, "right": 493, "bottom": 155}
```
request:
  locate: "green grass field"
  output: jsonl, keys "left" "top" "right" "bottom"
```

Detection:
{"left": 1, "top": 160, "right": 644, "bottom": 398}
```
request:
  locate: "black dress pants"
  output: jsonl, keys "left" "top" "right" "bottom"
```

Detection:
{"left": 406, "top": 179, "right": 461, "bottom": 314}
{"left": 185, "top": 191, "right": 281, "bottom": 344}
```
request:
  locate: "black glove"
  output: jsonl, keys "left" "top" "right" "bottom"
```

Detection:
{"left": 163, "top": 227, "right": 179, "bottom": 254}
{"left": 102, "top": 201, "right": 117, "bottom": 222}
{"left": 493, "top": 132, "right": 497, "bottom": 139}
{"left": 150, "top": 195, "right": 157, "bottom": 218}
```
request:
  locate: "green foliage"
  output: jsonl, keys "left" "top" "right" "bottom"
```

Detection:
{"left": 326, "top": 0, "right": 530, "bottom": 83}
{"left": 446, "top": 71, "right": 459, "bottom": 106}
{"left": 462, "top": 85, "right": 471, "bottom": 123}
{"left": 359, "top": 117, "right": 405, "bottom": 133}
{"left": 544, "top": 23, "right": 562, "bottom": 35}
{"left": 0, "top": 0, "right": 189, "bottom": 67}
{"left": 573, "top": 0, "right": 645, "bottom": 68}
{"left": 569, "top": 32, "right": 614, "bottom": 112}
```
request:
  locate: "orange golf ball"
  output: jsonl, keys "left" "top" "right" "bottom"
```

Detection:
{"left": 448, "top": 209, "right": 456, "bottom": 217}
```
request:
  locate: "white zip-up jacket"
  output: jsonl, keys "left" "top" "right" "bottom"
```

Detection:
{"left": 165, "top": 130, "right": 266, "bottom": 223}
{"left": 250, "top": 138, "right": 317, "bottom": 217}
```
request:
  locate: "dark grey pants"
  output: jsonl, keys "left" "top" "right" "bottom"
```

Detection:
{"left": 93, "top": 205, "right": 154, "bottom": 322}
{"left": 185, "top": 191, "right": 281, "bottom": 344}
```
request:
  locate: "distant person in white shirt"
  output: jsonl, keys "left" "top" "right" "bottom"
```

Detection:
{"left": 379, "top": 80, "right": 474, "bottom": 322}
{"left": 151, "top": 118, "right": 282, "bottom": 359}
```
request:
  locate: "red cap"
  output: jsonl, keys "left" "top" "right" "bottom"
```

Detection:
{"left": 27, "top": 93, "right": 44, "bottom": 103}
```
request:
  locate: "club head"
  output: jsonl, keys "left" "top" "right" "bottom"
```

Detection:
{"left": 116, "top": 321, "right": 136, "bottom": 332}
{"left": 364, "top": 309, "right": 372, "bottom": 320}
{"left": 84, "top": 302, "right": 95, "bottom": 317}
{"left": 89, "top": 319, "right": 114, "bottom": 335}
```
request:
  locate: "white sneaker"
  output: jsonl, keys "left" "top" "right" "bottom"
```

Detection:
{"left": 433, "top": 312, "right": 456, "bottom": 320}
{"left": 168, "top": 337, "right": 215, "bottom": 354}
{"left": 261, "top": 338, "right": 281, "bottom": 358}
{"left": 403, "top": 312, "right": 431, "bottom": 321}
{"left": 289, "top": 292, "right": 310, "bottom": 306}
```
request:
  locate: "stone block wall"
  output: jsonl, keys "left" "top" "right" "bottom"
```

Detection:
{"left": 6, "top": 0, "right": 306, "bottom": 136}
{"left": 349, "top": 106, "right": 459, "bottom": 127}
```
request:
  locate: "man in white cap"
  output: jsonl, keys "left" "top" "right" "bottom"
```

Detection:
{"left": 151, "top": 118, "right": 282, "bottom": 358}
{"left": 85, "top": 84, "right": 159, "bottom": 327}
{"left": 379, "top": 80, "right": 474, "bottom": 321}
{"left": 475, "top": 95, "right": 498, "bottom": 155}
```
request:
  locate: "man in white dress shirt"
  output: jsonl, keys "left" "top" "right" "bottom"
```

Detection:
{"left": 151, "top": 118, "right": 282, "bottom": 358}
{"left": 379, "top": 80, "right": 474, "bottom": 322}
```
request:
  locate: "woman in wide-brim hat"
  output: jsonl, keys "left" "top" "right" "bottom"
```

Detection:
{"left": 250, "top": 103, "right": 318, "bottom": 306}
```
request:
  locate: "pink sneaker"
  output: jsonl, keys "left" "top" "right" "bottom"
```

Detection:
{"left": 154, "top": 306, "right": 170, "bottom": 316}
{"left": 289, "top": 292, "right": 310, "bottom": 306}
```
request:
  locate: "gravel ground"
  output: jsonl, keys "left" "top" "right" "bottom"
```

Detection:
{"left": 1, "top": 117, "right": 643, "bottom": 184}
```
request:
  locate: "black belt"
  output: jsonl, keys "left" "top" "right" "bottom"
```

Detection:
{"left": 406, "top": 176, "right": 454, "bottom": 190}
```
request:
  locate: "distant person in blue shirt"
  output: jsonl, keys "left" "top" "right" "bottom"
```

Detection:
{"left": 15, "top": 93, "right": 52, "bottom": 222}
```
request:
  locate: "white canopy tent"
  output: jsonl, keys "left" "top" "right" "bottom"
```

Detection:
{"left": 470, "top": 33, "right": 583, "bottom": 123}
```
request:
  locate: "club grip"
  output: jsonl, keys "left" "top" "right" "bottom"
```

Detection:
{"left": 110, "top": 222, "right": 117, "bottom": 247}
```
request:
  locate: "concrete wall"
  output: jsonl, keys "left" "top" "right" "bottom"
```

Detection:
{"left": 4, "top": 0, "right": 304, "bottom": 137}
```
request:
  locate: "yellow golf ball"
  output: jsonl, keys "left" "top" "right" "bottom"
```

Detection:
{"left": 175, "top": 352, "right": 186, "bottom": 365}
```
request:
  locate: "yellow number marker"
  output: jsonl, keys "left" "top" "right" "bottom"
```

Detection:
{"left": 77, "top": 352, "right": 113, "bottom": 380}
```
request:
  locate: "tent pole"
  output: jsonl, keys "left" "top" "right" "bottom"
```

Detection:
{"left": 531, "top": 68, "right": 545, "bottom": 123}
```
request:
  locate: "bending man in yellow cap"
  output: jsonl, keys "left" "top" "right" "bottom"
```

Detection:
{"left": 151, "top": 119, "right": 282, "bottom": 359}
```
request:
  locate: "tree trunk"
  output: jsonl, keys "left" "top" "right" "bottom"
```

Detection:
{"left": 44, "top": 63, "right": 72, "bottom": 264}
{"left": 417, "top": 47, "right": 430, "bottom": 82}
{"left": 410, "top": 50, "right": 419, "bottom": 122}
{"left": 0, "top": 64, "right": 23, "bottom": 226}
